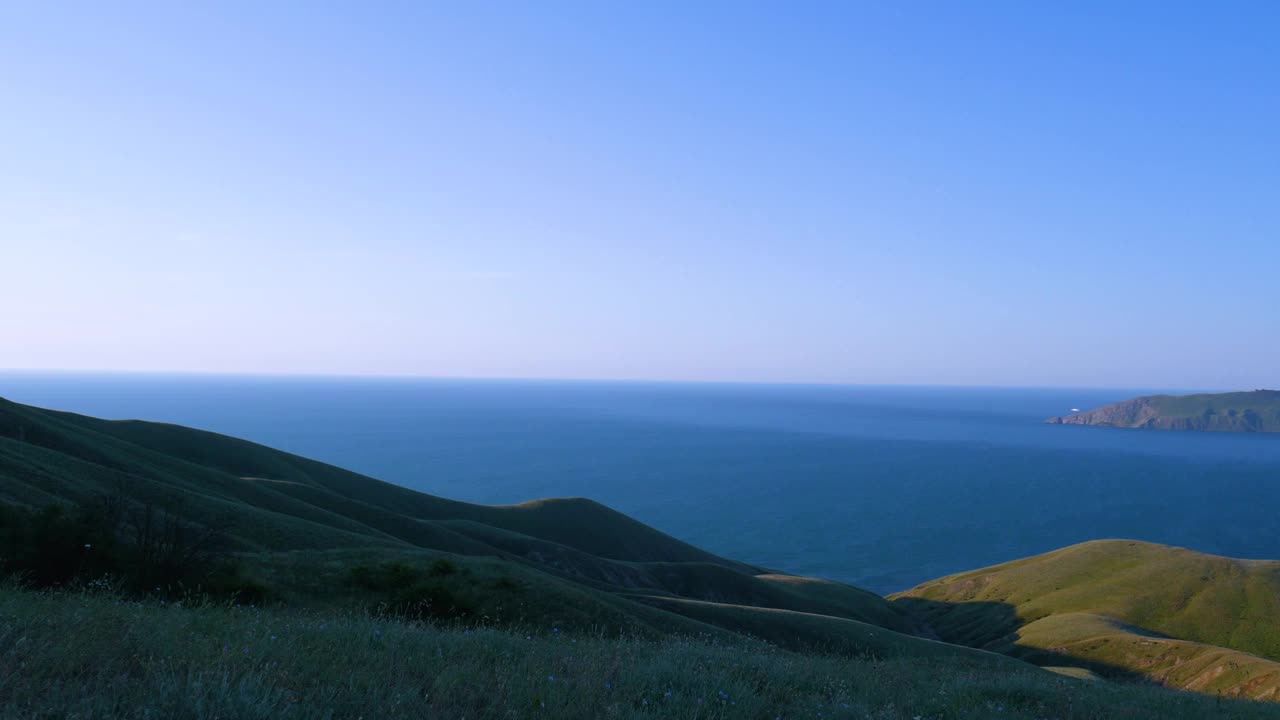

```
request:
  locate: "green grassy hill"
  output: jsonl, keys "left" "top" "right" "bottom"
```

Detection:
{"left": 0, "top": 397, "right": 753, "bottom": 565}
{"left": 0, "top": 396, "right": 912, "bottom": 649}
{"left": 7, "top": 396, "right": 1280, "bottom": 715}
{"left": 893, "top": 539, "right": 1280, "bottom": 700}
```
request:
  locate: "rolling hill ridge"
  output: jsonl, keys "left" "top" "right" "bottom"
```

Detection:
{"left": 0, "top": 396, "right": 941, "bottom": 652}
{"left": 893, "top": 539, "right": 1280, "bottom": 700}
{"left": 5, "top": 396, "right": 1280, "bottom": 713}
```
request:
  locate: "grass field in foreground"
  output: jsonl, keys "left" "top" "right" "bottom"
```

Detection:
{"left": 3, "top": 587, "right": 1280, "bottom": 720}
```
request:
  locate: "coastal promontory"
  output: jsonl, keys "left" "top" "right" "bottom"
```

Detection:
{"left": 1046, "top": 390, "right": 1280, "bottom": 432}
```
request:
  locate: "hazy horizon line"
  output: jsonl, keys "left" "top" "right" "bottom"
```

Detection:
{"left": 0, "top": 366, "right": 1223, "bottom": 395}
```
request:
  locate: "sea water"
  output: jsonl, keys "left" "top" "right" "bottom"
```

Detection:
{"left": 3, "top": 372, "right": 1278, "bottom": 594}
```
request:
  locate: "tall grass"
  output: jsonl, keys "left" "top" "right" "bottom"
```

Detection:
{"left": 1, "top": 588, "right": 1276, "bottom": 719}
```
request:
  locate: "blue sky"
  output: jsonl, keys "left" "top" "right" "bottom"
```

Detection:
{"left": 2, "top": 2, "right": 1277, "bottom": 388}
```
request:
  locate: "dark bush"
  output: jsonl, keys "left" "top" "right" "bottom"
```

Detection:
{"left": 429, "top": 558, "right": 458, "bottom": 577}
{"left": 348, "top": 561, "right": 421, "bottom": 591}
{"left": 347, "top": 559, "right": 478, "bottom": 622}
{"left": 0, "top": 502, "right": 123, "bottom": 587}
{"left": 348, "top": 564, "right": 377, "bottom": 589}
{"left": 384, "top": 562, "right": 418, "bottom": 589}
{"left": 389, "top": 580, "right": 477, "bottom": 621}
{"left": 492, "top": 575, "right": 522, "bottom": 591}
{"left": 203, "top": 562, "right": 271, "bottom": 605}
{"left": 0, "top": 489, "right": 237, "bottom": 601}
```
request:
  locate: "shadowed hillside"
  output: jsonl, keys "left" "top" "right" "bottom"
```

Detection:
{"left": 0, "top": 396, "right": 913, "bottom": 649}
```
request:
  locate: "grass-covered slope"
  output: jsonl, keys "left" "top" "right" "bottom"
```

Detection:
{"left": 0, "top": 397, "right": 751, "bottom": 565}
{"left": 893, "top": 540, "right": 1280, "bottom": 700}
{"left": 633, "top": 594, "right": 1021, "bottom": 665}
{"left": 0, "top": 396, "right": 910, "bottom": 653}
{"left": 11, "top": 396, "right": 1280, "bottom": 711}
{"left": 1013, "top": 614, "right": 1280, "bottom": 699}
{"left": 1046, "top": 389, "right": 1280, "bottom": 431}
{"left": 6, "top": 587, "right": 1280, "bottom": 720}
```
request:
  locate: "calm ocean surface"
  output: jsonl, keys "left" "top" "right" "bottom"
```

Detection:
{"left": 3, "top": 372, "right": 1278, "bottom": 594}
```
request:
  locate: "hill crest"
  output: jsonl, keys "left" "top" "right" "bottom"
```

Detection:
{"left": 893, "top": 538, "right": 1280, "bottom": 700}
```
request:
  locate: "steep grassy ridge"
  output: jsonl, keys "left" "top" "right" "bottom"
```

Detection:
{"left": 894, "top": 540, "right": 1280, "bottom": 699}
{"left": 0, "top": 397, "right": 909, "bottom": 655}
{"left": 0, "top": 398, "right": 752, "bottom": 565}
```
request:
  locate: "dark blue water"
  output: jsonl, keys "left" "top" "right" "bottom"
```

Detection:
{"left": 2, "top": 372, "right": 1278, "bottom": 594}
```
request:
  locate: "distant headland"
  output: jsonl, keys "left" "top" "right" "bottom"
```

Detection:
{"left": 1047, "top": 389, "right": 1280, "bottom": 432}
